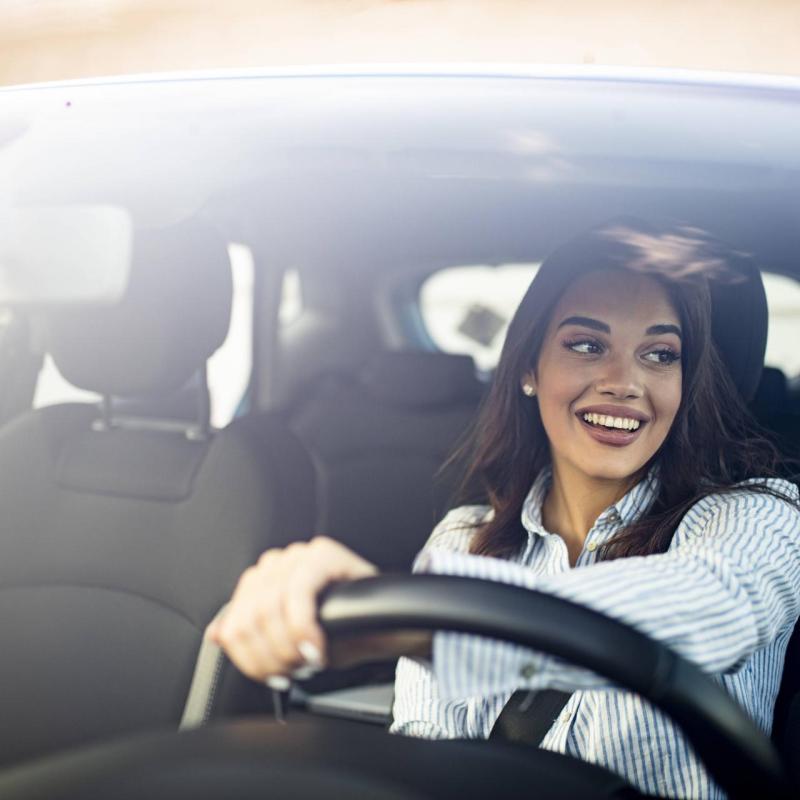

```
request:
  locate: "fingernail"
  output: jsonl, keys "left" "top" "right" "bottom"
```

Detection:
{"left": 298, "top": 640, "right": 324, "bottom": 668}
{"left": 265, "top": 675, "right": 291, "bottom": 692}
{"left": 291, "top": 664, "right": 319, "bottom": 681}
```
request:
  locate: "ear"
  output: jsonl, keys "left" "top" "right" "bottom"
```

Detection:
{"left": 520, "top": 371, "right": 537, "bottom": 397}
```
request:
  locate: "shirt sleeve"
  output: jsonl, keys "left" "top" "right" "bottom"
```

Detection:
{"left": 390, "top": 505, "right": 501, "bottom": 739}
{"left": 416, "top": 483, "right": 800, "bottom": 700}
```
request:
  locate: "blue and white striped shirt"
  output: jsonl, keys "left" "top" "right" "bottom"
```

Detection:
{"left": 390, "top": 467, "right": 800, "bottom": 799}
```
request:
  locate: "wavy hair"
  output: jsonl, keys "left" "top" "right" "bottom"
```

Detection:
{"left": 449, "top": 220, "right": 798, "bottom": 561}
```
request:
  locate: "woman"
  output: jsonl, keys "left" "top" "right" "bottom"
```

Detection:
{"left": 208, "top": 218, "right": 800, "bottom": 799}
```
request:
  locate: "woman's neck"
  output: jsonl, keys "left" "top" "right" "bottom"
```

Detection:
{"left": 541, "top": 460, "right": 637, "bottom": 566}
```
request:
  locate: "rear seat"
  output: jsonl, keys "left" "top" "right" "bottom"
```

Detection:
{"left": 288, "top": 351, "right": 485, "bottom": 572}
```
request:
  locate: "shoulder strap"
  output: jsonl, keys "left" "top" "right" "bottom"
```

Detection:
{"left": 489, "top": 689, "right": 572, "bottom": 747}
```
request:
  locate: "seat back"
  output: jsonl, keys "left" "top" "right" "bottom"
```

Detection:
{"left": 0, "top": 224, "right": 316, "bottom": 764}
{"left": 289, "top": 351, "right": 484, "bottom": 572}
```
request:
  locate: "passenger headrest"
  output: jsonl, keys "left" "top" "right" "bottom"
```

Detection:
{"left": 360, "top": 352, "right": 481, "bottom": 409}
{"left": 47, "top": 221, "right": 232, "bottom": 398}
{"left": 751, "top": 366, "right": 788, "bottom": 417}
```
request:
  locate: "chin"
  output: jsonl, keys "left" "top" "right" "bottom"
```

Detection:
{"left": 577, "top": 459, "right": 648, "bottom": 483}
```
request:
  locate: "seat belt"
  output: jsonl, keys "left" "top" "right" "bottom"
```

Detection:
{"left": 180, "top": 606, "right": 228, "bottom": 730}
{"left": 489, "top": 689, "right": 572, "bottom": 747}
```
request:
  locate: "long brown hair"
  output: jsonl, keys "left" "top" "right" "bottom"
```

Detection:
{"left": 450, "top": 220, "right": 798, "bottom": 561}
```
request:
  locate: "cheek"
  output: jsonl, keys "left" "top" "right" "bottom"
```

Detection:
{"left": 537, "top": 370, "right": 581, "bottom": 421}
{"left": 655, "top": 374, "right": 683, "bottom": 427}
{"left": 537, "top": 353, "right": 585, "bottom": 403}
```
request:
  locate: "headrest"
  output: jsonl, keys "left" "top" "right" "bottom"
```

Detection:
{"left": 534, "top": 217, "right": 768, "bottom": 402}
{"left": 360, "top": 352, "right": 481, "bottom": 409}
{"left": 751, "top": 366, "right": 788, "bottom": 417}
{"left": 47, "top": 221, "right": 232, "bottom": 398}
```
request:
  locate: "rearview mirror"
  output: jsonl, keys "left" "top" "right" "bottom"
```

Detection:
{"left": 0, "top": 205, "right": 132, "bottom": 307}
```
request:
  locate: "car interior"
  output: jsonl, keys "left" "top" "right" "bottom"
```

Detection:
{"left": 1, "top": 73, "right": 800, "bottom": 798}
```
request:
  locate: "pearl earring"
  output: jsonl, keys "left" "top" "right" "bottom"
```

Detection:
{"left": 522, "top": 384, "right": 535, "bottom": 397}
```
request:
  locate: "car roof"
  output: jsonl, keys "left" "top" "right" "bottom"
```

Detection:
{"left": 2, "top": 66, "right": 800, "bottom": 279}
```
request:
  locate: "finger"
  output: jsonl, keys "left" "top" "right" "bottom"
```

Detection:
{"left": 283, "top": 564, "right": 328, "bottom": 664}
{"left": 259, "top": 592, "right": 304, "bottom": 672}
{"left": 284, "top": 538, "right": 379, "bottom": 662}
{"left": 217, "top": 616, "right": 275, "bottom": 681}
{"left": 216, "top": 560, "right": 286, "bottom": 677}
{"left": 251, "top": 543, "right": 310, "bottom": 674}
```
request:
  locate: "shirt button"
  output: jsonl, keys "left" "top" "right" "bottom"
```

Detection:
{"left": 520, "top": 662, "right": 537, "bottom": 679}
{"left": 560, "top": 711, "right": 571, "bottom": 723}
{"left": 586, "top": 542, "right": 598, "bottom": 552}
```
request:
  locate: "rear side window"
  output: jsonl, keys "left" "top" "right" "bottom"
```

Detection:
{"left": 419, "top": 264, "right": 539, "bottom": 372}
{"left": 419, "top": 266, "right": 800, "bottom": 378}
{"left": 762, "top": 272, "right": 800, "bottom": 377}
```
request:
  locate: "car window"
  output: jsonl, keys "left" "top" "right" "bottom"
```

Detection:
{"left": 420, "top": 266, "right": 800, "bottom": 378}
{"left": 762, "top": 272, "right": 800, "bottom": 378}
{"left": 33, "top": 242, "right": 254, "bottom": 429}
{"left": 419, "top": 264, "right": 539, "bottom": 372}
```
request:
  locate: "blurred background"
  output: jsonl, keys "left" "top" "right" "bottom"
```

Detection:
{"left": 2, "top": 0, "right": 800, "bottom": 88}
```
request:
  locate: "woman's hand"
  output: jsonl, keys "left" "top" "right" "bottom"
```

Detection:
{"left": 206, "top": 536, "right": 378, "bottom": 682}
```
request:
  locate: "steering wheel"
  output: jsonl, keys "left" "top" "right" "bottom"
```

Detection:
{"left": 0, "top": 576, "right": 791, "bottom": 800}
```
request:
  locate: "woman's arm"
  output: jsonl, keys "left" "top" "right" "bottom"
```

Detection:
{"left": 420, "top": 484, "right": 800, "bottom": 700}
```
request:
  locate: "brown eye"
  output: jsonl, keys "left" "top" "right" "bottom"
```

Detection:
{"left": 565, "top": 338, "right": 603, "bottom": 355}
{"left": 644, "top": 348, "right": 681, "bottom": 365}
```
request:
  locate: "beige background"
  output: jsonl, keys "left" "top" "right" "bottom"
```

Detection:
{"left": 2, "top": 0, "right": 800, "bottom": 88}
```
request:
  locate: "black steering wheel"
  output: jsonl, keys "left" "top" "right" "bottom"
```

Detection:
{"left": 0, "top": 575, "right": 791, "bottom": 800}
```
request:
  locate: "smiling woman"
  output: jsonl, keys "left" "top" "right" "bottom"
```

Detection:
{"left": 212, "top": 217, "right": 800, "bottom": 800}
{"left": 518, "top": 269, "right": 684, "bottom": 564}
{"left": 461, "top": 218, "right": 789, "bottom": 563}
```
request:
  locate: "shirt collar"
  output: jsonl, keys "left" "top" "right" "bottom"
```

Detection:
{"left": 520, "top": 462, "right": 660, "bottom": 537}
{"left": 614, "top": 463, "right": 660, "bottom": 525}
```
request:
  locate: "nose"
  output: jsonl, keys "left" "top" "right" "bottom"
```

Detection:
{"left": 595, "top": 354, "right": 643, "bottom": 400}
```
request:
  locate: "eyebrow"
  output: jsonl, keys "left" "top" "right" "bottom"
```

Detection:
{"left": 645, "top": 323, "right": 682, "bottom": 338}
{"left": 557, "top": 316, "right": 609, "bottom": 333}
{"left": 557, "top": 316, "right": 682, "bottom": 338}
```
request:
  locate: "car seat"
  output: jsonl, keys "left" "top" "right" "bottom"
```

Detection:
{"left": 0, "top": 221, "right": 317, "bottom": 764}
{"left": 288, "top": 351, "right": 485, "bottom": 572}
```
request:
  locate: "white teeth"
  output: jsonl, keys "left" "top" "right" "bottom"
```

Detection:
{"left": 582, "top": 413, "right": 641, "bottom": 431}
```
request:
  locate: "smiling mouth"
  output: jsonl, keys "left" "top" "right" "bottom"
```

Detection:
{"left": 576, "top": 413, "right": 647, "bottom": 446}
{"left": 581, "top": 412, "right": 641, "bottom": 431}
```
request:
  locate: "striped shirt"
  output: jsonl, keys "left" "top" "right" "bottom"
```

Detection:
{"left": 389, "top": 467, "right": 800, "bottom": 799}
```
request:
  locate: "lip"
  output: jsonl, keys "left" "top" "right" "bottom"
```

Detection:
{"left": 574, "top": 405, "right": 650, "bottom": 448}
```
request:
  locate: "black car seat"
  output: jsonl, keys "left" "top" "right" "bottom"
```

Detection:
{"left": 0, "top": 222, "right": 316, "bottom": 765}
{"left": 288, "top": 351, "right": 485, "bottom": 572}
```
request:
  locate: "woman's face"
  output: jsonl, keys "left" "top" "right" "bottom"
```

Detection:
{"left": 523, "top": 269, "right": 683, "bottom": 485}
